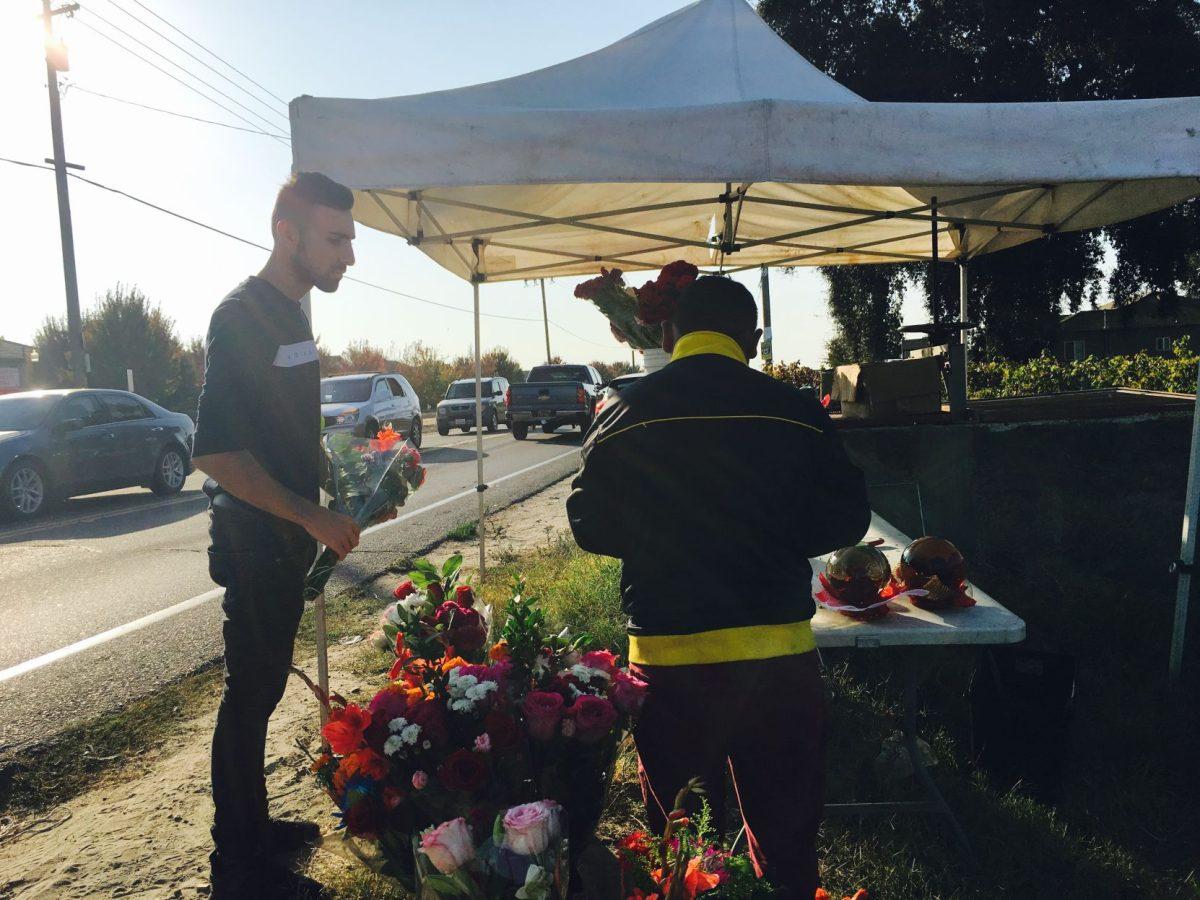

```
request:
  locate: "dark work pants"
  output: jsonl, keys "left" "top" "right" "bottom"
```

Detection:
{"left": 207, "top": 495, "right": 315, "bottom": 861}
{"left": 631, "top": 651, "right": 828, "bottom": 899}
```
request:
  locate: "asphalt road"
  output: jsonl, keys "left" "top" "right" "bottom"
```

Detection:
{"left": 0, "top": 427, "right": 583, "bottom": 753}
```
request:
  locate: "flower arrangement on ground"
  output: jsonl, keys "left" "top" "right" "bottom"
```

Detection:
{"left": 308, "top": 574, "right": 648, "bottom": 889}
{"left": 614, "top": 781, "right": 774, "bottom": 900}
{"left": 305, "top": 427, "right": 426, "bottom": 600}
{"left": 574, "top": 262, "right": 699, "bottom": 351}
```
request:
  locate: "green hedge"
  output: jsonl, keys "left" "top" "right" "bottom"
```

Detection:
{"left": 766, "top": 340, "right": 1200, "bottom": 399}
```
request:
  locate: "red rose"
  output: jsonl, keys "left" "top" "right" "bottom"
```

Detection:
{"left": 574, "top": 267, "right": 625, "bottom": 300}
{"left": 392, "top": 579, "right": 416, "bottom": 600}
{"left": 434, "top": 601, "right": 488, "bottom": 654}
{"left": 426, "top": 582, "right": 445, "bottom": 603}
{"left": 344, "top": 798, "right": 383, "bottom": 838}
{"left": 455, "top": 585, "right": 476, "bottom": 608}
{"left": 580, "top": 649, "right": 619, "bottom": 675}
{"left": 322, "top": 704, "right": 372, "bottom": 756}
{"left": 522, "top": 691, "right": 565, "bottom": 741}
{"left": 567, "top": 695, "right": 618, "bottom": 743}
{"left": 610, "top": 670, "right": 649, "bottom": 715}
{"left": 483, "top": 711, "right": 522, "bottom": 754}
{"left": 438, "top": 748, "right": 490, "bottom": 792}
{"left": 405, "top": 698, "right": 449, "bottom": 747}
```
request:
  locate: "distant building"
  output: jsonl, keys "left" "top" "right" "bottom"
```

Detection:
{"left": 1057, "top": 293, "right": 1200, "bottom": 361}
{"left": 0, "top": 339, "right": 34, "bottom": 395}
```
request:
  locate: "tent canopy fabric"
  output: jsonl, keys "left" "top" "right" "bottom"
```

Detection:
{"left": 290, "top": 0, "right": 1200, "bottom": 283}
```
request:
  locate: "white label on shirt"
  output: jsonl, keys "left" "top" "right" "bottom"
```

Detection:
{"left": 273, "top": 340, "right": 319, "bottom": 368}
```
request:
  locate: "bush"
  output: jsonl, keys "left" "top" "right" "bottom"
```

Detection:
{"left": 763, "top": 361, "right": 821, "bottom": 392}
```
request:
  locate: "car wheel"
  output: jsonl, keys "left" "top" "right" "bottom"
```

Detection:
{"left": 512, "top": 423, "right": 529, "bottom": 441}
{"left": 3, "top": 459, "right": 49, "bottom": 519}
{"left": 460, "top": 426, "right": 471, "bottom": 433}
{"left": 542, "top": 421, "right": 557, "bottom": 434}
{"left": 486, "top": 409, "right": 498, "bottom": 433}
{"left": 437, "top": 422, "right": 450, "bottom": 437}
{"left": 151, "top": 445, "right": 188, "bottom": 495}
{"left": 409, "top": 417, "right": 423, "bottom": 449}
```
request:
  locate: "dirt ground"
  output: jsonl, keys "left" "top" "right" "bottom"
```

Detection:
{"left": 0, "top": 478, "right": 574, "bottom": 899}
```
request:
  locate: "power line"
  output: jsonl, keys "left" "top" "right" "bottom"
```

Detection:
{"left": 550, "top": 321, "right": 622, "bottom": 349}
{"left": 73, "top": 18, "right": 289, "bottom": 144}
{"left": 124, "top": 0, "right": 290, "bottom": 108}
{"left": 0, "top": 156, "right": 554, "bottom": 325}
{"left": 76, "top": 8, "right": 288, "bottom": 138}
{"left": 99, "top": 0, "right": 288, "bottom": 122}
{"left": 67, "top": 84, "right": 283, "bottom": 138}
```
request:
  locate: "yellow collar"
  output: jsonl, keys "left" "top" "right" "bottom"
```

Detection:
{"left": 670, "top": 331, "right": 747, "bottom": 366}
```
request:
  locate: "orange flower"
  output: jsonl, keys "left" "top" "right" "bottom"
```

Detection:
{"left": 651, "top": 859, "right": 720, "bottom": 900}
{"left": 310, "top": 752, "right": 332, "bottom": 774}
{"left": 815, "top": 891, "right": 831, "bottom": 900}
{"left": 488, "top": 640, "right": 511, "bottom": 662}
{"left": 441, "top": 654, "right": 468, "bottom": 673}
{"left": 370, "top": 426, "right": 403, "bottom": 452}
{"left": 332, "top": 748, "right": 389, "bottom": 794}
{"left": 322, "top": 703, "right": 371, "bottom": 755}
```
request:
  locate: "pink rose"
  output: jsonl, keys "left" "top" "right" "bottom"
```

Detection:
{"left": 412, "top": 770, "right": 428, "bottom": 790}
{"left": 419, "top": 817, "right": 475, "bottom": 874}
{"left": 473, "top": 733, "right": 491, "bottom": 753}
{"left": 580, "top": 649, "right": 619, "bottom": 674}
{"left": 502, "top": 800, "right": 562, "bottom": 856}
{"left": 567, "top": 695, "right": 618, "bottom": 743}
{"left": 610, "top": 670, "right": 649, "bottom": 715}
{"left": 522, "top": 692, "right": 565, "bottom": 741}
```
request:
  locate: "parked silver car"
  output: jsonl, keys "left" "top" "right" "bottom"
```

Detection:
{"left": 320, "top": 373, "right": 423, "bottom": 447}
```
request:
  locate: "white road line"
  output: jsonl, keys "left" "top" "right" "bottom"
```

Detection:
{"left": 0, "top": 446, "right": 580, "bottom": 684}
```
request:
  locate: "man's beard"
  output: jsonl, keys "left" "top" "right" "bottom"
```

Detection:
{"left": 292, "top": 241, "right": 344, "bottom": 293}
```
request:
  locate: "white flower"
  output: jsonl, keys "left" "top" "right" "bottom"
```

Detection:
{"left": 384, "top": 603, "right": 404, "bottom": 627}
{"left": 384, "top": 735, "right": 405, "bottom": 757}
{"left": 569, "top": 663, "right": 610, "bottom": 684}
{"left": 446, "top": 668, "right": 498, "bottom": 713}
{"left": 401, "top": 594, "right": 427, "bottom": 614}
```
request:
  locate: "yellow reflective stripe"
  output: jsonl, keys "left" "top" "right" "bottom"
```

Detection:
{"left": 628, "top": 620, "right": 816, "bottom": 666}
{"left": 595, "top": 414, "right": 823, "bottom": 447}
{"left": 671, "top": 331, "right": 747, "bottom": 365}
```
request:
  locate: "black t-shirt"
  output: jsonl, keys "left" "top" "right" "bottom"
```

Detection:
{"left": 193, "top": 276, "right": 321, "bottom": 507}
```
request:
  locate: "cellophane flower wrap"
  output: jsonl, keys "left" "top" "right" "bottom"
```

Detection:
{"left": 309, "top": 574, "right": 645, "bottom": 888}
{"left": 304, "top": 427, "right": 426, "bottom": 601}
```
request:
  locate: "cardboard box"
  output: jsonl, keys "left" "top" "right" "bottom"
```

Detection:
{"left": 832, "top": 356, "right": 943, "bottom": 419}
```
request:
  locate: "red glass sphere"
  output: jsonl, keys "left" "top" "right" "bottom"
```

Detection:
{"left": 824, "top": 544, "right": 892, "bottom": 607}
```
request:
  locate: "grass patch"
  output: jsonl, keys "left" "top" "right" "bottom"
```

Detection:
{"left": 0, "top": 663, "right": 223, "bottom": 817}
{"left": 445, "top": 520, "right": 479, "bottom": 541}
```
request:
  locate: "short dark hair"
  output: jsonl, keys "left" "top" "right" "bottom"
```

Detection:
{"left": 672, "top": 275, "right": 758, "bottom": 338}
{"left": 272, "top": 172, "right": 354, "bottom": 231}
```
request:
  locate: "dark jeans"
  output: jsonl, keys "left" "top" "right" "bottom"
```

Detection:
{"left": 631, "top": 651, "right": 828, "bottom": 900}
{"left": 207, "top": 492, "right": 315, "bottom": 860}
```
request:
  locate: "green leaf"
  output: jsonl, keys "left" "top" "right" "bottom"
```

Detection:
{"left": 442, "top": 553, "right": 464, "bottom": 579}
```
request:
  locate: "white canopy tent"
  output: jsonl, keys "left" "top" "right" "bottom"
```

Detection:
{"left": 291, "top": 0, "right": 1200, "bottom": 680}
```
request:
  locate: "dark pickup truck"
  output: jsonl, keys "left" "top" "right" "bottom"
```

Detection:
{"left": 506, "top": 365, "right": 604, "bottom": 440}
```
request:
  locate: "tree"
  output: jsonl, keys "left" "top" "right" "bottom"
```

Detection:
{"left": 756, "top": 0, "right": 1200, "bottom": 361}
{"left": 341, "top": 340, "right": 390, "bottom": 374}
{"left": 591, "top": 359, "right": 640, "bottom": 383}
{"left": 821, "top": 266, "right": 904, "bottom": 366}
{"left": 397, "top": 341, "right": 455, "bottom": 409}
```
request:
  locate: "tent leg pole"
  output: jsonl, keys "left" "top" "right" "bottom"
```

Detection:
{"left": 948, "top": 259, "right": 969, "bottom": 419}
{"left": 1170, "top": 361, "right": 1200, "bottom": 681}
{"left": 472, "top": 240, "right": 487, "bottom": 579}
{"left": 760, "top": 265, "right": 774, "bottom": 368}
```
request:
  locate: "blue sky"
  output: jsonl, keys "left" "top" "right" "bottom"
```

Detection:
{"left": 1, "top": 0, "right": 930, "bottom": 370}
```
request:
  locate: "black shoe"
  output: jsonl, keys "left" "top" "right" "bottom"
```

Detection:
{"left": 211, "top": 852, "right": 328, "bottom": 900}
{"left": 267, "top": 818, "right": 323, "bottom": 855}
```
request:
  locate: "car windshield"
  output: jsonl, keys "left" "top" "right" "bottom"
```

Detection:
{"left": 321, "top": 378, "right": 372, "bottom": 403}
{"left": 0, "top": 395, "right": 60, "bottom": 431}
{"left": 528, "top": 366, "right": 589, "bottom": 383}
{"left": 445, "top": 382, "right": 480, "bottom": 400}
{"left": 612, "top": 375, "right": 642, "bottom": 390}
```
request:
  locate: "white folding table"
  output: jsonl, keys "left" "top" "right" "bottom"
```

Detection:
{"left": 810, "top": 513, "right": 1026, "bottom": 857}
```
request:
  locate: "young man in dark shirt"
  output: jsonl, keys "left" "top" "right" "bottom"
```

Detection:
{"left": 568, "top": 276, "right": 871, "bottom": 898}
{"left": 193, "top": 172, "right": 360, "bottom": 898}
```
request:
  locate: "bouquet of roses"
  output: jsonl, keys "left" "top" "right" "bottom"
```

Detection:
{"left": 574, "top": 262, "right": 699, "bottom": 351}
{"left": 615, "top": 781, "right": 773, "bottom": 900}
{"left": 574, "top": 268, "right": 664, "bottom": 351}
{"left": 372, "top": 554, "right": 490, "bottom": 665}
{"left": 305, "top": 426, "right": 426, "bottom": 600}
{"left": 310, "top": 575, "right": 647, "bottom": 888}
{"left": 413, "top": 801, "right": 569, "bottom": 899}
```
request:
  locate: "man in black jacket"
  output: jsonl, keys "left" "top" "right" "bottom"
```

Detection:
{"left": 568, "top": 275, "right": 870, "bottom": 898}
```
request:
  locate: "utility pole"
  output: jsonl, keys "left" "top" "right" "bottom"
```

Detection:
{"left": 42, "top": 1, "right": 86, "bottom": 387}
{"left": 539, "top": 279, "right": 552, "bottom": 364}
{"left": 759, "top": 265, "right": 773, "bottom": 367}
